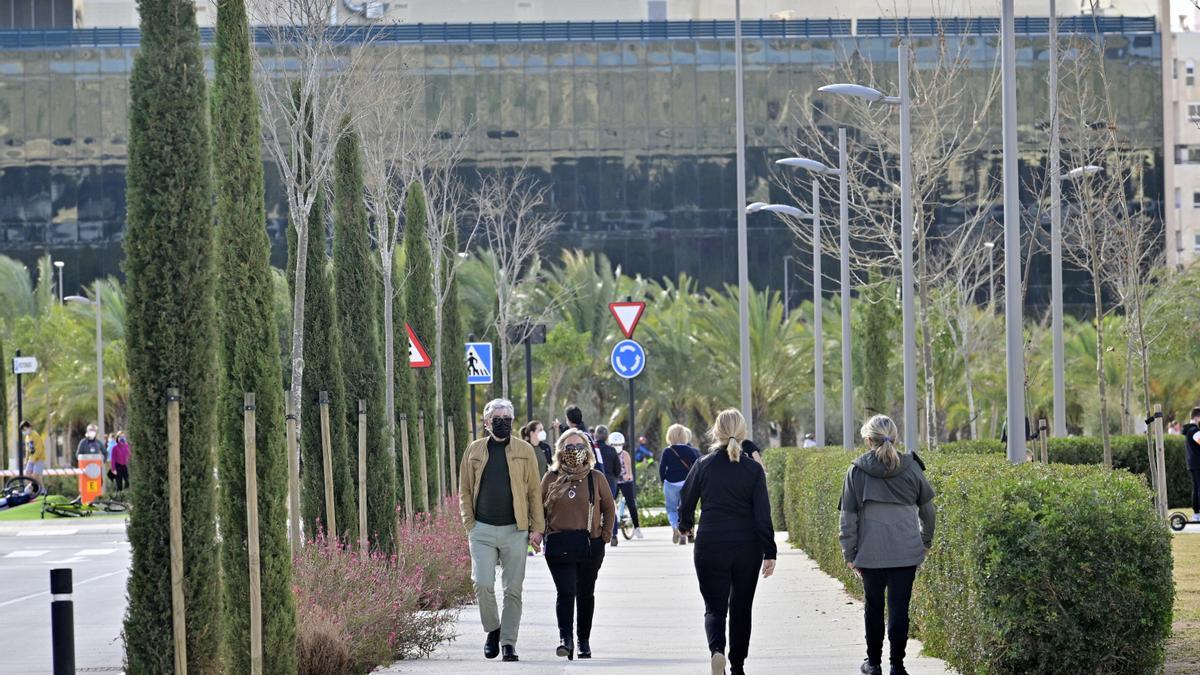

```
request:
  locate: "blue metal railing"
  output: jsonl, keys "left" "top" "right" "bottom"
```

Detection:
{"left": 0, "top": 17, "right": 1158, "bottom": 50}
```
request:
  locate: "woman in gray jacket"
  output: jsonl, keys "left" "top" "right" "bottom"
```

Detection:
{"left": 839, "top": 415, "right": 936, "bottom": 675}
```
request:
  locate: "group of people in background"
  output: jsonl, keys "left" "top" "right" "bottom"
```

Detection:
{"left": 459, "top": 397, "right": 937, "bottom": 675}
{"left": 13, "top": 420, "right": 130, "bottom": 493}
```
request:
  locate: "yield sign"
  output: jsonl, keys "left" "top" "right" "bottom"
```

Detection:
{"left": 608, "top": 301, "right": 646, "bottom": 339}
{"left": 406, "top": 323, "right": 432, "bottom": 368}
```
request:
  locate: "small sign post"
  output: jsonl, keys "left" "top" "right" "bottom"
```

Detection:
{"left": 610, "top": 300, "right": 647, "bottom": 482}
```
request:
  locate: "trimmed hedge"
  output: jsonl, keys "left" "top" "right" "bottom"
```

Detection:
{"left": 784, "top": 449, "right": 1174, "bottom": 675}
{"left": 939, "top": 435, "right": 1190, "bottom": 508}
{"left": 761, "top": 447, "right": 796, "bottom": 530}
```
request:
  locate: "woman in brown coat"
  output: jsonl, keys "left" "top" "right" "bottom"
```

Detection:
{"left": 540, "top": 428, "right": 617, "bottom": 661}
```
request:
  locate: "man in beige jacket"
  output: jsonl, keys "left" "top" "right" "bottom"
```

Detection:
{"left": 459, "top": 398, "right": 545, "bottom": 662}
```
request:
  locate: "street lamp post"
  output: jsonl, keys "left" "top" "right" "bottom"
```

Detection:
{"left": 817, "top": 43, "right": 916, "bottom": 452}
{"left": 733, "top": 0, "right": 753, "bottom": 432}
{"left": 776, "top": 127, "right": 854, "bottom": 448}
{"left": 54, "top": 260, "right": 65, "bottom": 304}
{"left": 747, "top": 201, "right": 824, "bottom": 445}
{"left": 1001, "top": 0, "right": 1027, "bottom": 463}
{"left": 64, "top": 293, "right": 103, "bottom": 438}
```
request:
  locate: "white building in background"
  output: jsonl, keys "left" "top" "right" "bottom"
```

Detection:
{"left": 1167, "top": 0, "right": 1200, "bottom": 266}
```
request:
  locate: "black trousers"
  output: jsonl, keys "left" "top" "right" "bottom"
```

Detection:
{"left": 694, "top": 539, "right": 762, "bottom": 667}
{"left": 546, "top": 539, "right": 606, "bottom": 641}
{"left": 110, "top": 464, "right": 129, "bottom": 491}
{"left": 615, "top": 481, "right": 640, "bottom": 533}
{"left": 860, "top": 566, "right": 917, "bottom": 667}
{"left": 1191, "top": 469, "right": 1200, "bottom": 513}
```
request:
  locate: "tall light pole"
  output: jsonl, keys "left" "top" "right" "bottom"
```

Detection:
{"left": 1001, "top": 0, "right": 1027, "bottom": 463}
{"left": 748, "top": 201, "right": 824, "bottom": 442}
{"left": 733, "top": 0, "right": 753, "bottom": 432}
{"left": 65, "top": 293, "right": 104, "bottom": 438}
{"left": 1049, "top": 0, "right": 1064, "bottom": 437}
{"left": 818, "top": 42, "right": 916, "bottom": 452}
{"left": 777, "top": 127, "right": 854, "bottom": 448}
{"left": 54, "top": 260, "right": 65, "bottom": 304}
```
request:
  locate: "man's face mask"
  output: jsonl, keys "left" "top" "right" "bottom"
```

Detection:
{"left": 560, "top": 442, "right": 591, "bottom": 467}
{"left": 86, "top": 430, "right": 97, "bottom": 440}
{"left": 490, "top": 416, "right": 513, "bottom": 440}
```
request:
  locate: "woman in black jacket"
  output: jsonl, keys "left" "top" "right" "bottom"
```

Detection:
{"left": 660, "top": 424, "right": 701, "bottom": 544}
{"left": 679, "top": 409, "right": 776, "bottom": 675}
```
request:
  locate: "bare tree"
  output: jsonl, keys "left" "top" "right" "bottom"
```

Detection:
{"left": 781, "top": 25, "right": 1002, "bottom": 445}
{"left": 249, "top": 0, "right": 385, "bottom": 444}
{"left": 473, "top": 167, "right": 562, "bottom": 397}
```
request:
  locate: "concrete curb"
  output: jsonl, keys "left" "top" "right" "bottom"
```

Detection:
{"left": 0, "top": 517, "right": 128, "bottom": 537}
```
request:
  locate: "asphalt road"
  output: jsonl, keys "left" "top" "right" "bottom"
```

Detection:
{"left": 0, "top": 528, "right": 130, "bottom": 674}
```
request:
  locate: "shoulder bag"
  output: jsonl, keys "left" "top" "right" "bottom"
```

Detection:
{"left": 543, "top": 473, "right": 595, "bottom": 564}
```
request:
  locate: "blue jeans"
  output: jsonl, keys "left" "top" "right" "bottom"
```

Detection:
{"left": 663, "top": 480, "right": 685, "bottom": 530}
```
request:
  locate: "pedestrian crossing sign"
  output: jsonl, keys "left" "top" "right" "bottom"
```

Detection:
{"left": 465, "top": 342, "right": 493, "bottom": 385}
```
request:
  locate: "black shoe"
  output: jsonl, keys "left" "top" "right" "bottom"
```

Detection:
{"left": 484, "top": 629, "right": 500, "bottom": 659}
{"left": 860, "top": 660, "right": 882, "bottom": 675}
{"left": 889, "top": 665, "right": 910, "bottom": 675}
{"left": 610, "top": 537, "right": 618, "bottom": 547}
{"left": 556, "top": 637, "right": 574, "bottom": 660}
{"left": 731, "top": 666, "right": 746, "bottom": 675}
{"left": 577, "top": 639, "right": 591, "bottom": 659}
{"left": 502, "top": 645, "right": 519, "bottom": 662}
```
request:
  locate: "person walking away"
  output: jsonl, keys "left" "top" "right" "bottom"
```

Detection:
{"left": 839, "top": 415, "right": 936, "bottom": 675}
{"left": 678, "top": 409, "right": 776, "bottom": 675}
{"left": 459, "top": 399, "right": 546, "bottom": 662}
{"left": 660, "top": 424, "right": 700, "bottom": 544}
{"left": 802, "top": 433, "right": 817, "bottom": 449}
{"left": 610, "top": 431, "right": 643, "bottom": 539}
{"left": 1183, "top": 407, "right": 1200, "bottom": 522}
{"left": 109, "top": 432, "right": 131, "bottom": 492}
{"left": 520, "top": 421, "right": 550, "bottom": 478}
{"left": 19, "top": 421, "right": 46, "bottom": 484}
{"left": 76, "top": 423, "right": 107, "bottom": 466}
{"left": 594, "top": 425, "right": 622, "bottom": 546}
{"left": 541, "top": 429, "right": 617, "bottom": 660}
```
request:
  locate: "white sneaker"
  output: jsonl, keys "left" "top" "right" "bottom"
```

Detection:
{"left": 633, "top": 528, "right": 644, "bottom": 539}
{"left": 710, "top": 651, "right": 727, "bottom": 675}
{"left": 1192, "top": 513, "right": 1200, "bottom": 523}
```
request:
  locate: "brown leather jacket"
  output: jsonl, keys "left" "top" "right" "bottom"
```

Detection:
{"left": 459, "top": 436, "right": 546, "bottom": 533}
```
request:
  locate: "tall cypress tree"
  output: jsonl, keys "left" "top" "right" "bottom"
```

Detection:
{"left": 440, "top": 222, "right": 468, "bottom": 483}
{"left": 122, "top": 0, "right": 221, "bottom": 670}
{"left": 403, "top": 182, "right": 438, "bottom": 508}
{"left": 212, "top": 1, "right": 296, "bottom": 671}
{"left": 332, "top": 121, "right": 395, "bottom": 548}
{"left": 392, "top": 251, "right": 420, "bottom": 513}
{"left": 287, "top": 194, "right": 357, "bottom": 542}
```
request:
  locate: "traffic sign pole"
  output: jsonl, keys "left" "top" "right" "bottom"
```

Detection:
{"left": 15, "top": 349, "right": 23, "bottom": 477}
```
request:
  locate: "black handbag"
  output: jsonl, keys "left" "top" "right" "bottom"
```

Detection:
{"left": 544, "top": 473, "right": 595, "bottom": 564}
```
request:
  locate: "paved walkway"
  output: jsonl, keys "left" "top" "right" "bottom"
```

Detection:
{"left": 385, "top": 527, "right": 952, "bottom": 674}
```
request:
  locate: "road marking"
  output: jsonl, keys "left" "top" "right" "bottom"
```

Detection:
{"left": 77, "top": 548, "right": 118, "bottom": 556}
{"left": 15, "top": 528, "right": 78, "bottom": 536}
{"left": 0, "top": 569, "right": 125, "bottom": 608}
{"left": 4, "top": 550, "right": 49, "bottom": 558}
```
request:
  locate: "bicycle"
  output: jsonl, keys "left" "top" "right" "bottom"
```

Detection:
{"left": 615, "top": 492, "right": 634, "bottom": 541}
{"left": 41, "top": 494, "right": 130, "bottom": 518}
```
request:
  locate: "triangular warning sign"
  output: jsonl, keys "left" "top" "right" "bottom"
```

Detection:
{"left": 609, "top": 302, "right": 646, "bottom": 339}
{"left": 406, "top": 323, "right": 432, "bottom": 368}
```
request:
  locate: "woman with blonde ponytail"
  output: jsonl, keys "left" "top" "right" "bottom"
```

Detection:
{"left": 839, "top": 415, "right": 937, "bottom": 675}
{"left": 678, "top": 409, "right": 776, "bottom": 675}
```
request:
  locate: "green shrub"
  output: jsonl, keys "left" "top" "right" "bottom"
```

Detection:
{"left": 633, "top": 461, "right": 664, "bottom": 508}
{"left": 938, "top": 435, "right": 1191, "bottom": 508}
{"left": 762, "top": 447, "right": 797, "bottom": 530}
{"left": 784, "top": 449, "right": 1175, "bottom": 675}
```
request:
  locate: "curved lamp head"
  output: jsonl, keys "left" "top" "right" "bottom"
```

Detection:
{"left": 746, "top": 203, "right": 810, "bottom": 218}
{"left": 1062, "top": 165, "right": 1104, "bottom": 180}
{"left": 817, "top": 83, "right": 900, "bottom": 104}
{"left": 63, "top": 295, "right": 93, "bottom": 305}
{"left": 776, "top": 157, "right": 838, "bottom": 174}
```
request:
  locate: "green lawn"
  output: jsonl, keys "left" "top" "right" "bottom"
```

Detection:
{"left": 0, "top": 500, "right": 45, "bottom": 521}
{"left": 1167, "top": 525, "right": 1200, "bottom": 675}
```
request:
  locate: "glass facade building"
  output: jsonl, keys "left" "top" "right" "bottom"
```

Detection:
{"left": 0, "top": 18, "right": 1164, "bottom": 309}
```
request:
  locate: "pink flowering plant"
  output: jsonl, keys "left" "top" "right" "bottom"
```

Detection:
{"left": 293, "top": 496, "right": 472, "bottom": 673}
